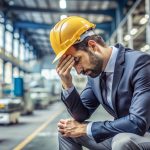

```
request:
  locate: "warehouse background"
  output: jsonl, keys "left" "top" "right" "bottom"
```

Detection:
{"left": 0, "top": 0, "right": 149, "bottom": 150}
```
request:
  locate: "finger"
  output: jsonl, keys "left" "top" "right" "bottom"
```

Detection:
{"left": 58, "top": 55, "right": 73, "bottom": 69}
{"left": 64, "top": 60, "right": 75, "bottom": 74}
{"left": 62, "top": 131, "right": 72, "bottom": 137}
{"left": 58, "top": 128, "right": 65, "bottom": 133}
{"left": 56, "top": 56, "right": 72, "bottom": 73}
{"left": 56, "top": 57, "right": 74, "bottom": 76}
{"left": 57, "top": 55, "right": 67, "bottom": 67}
{"left": 57, "top": 122, "right": 65, "bottom": 129}
{"left": 57, "top": 55, "right": 71, "bottom": 68}
{"left": 60, "top": 119, "right": 67, "bottom": 124}
{"left": 65, "top": 118, "right": 72, "bottom": 123}
{"left": 60, "top": 57, "right": 74, "bottom": 73}
{"left": 62, "top": 133, "right": 68, "bottom": 137}
{"left": 58, "top": 128, "right": 65, "bottom": 135}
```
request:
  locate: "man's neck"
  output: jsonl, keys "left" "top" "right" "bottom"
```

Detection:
{"left": 102, "top": 47, "right": 112, "bottom": 71}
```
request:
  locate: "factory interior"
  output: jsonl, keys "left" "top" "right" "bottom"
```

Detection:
{"left": 0, "top": 0, "right": 150, "bottom": 149}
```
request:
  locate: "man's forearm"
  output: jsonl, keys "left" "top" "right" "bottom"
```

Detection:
{"left": 61, "top": 88, "right": 90, "bottom": 122}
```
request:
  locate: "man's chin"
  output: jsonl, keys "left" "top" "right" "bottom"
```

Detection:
{"left": 88, "top": 73, "right": 100, "bottom": 78}
{"left": 82, "top": 70, "right": 100, "bottom": 78}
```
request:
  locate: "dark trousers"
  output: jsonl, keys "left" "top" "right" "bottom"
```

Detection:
{"left": 59, "top": 132, "right": 150, "bottom": 150}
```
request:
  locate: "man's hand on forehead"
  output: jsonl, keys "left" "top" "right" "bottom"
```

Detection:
{"left": 56, "top": 54, "right": 75, "bottom": 89}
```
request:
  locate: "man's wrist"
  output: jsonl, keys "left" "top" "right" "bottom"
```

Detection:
{"left": 62, "top": 82, "right": 73, "bottom": 90}
{"left": 80, "top": 123, "right": 88, "bottom": 135}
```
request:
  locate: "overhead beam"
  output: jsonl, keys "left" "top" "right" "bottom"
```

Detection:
{"left": 5, "top": 6, "right": 115, "bottom": 17}
{"left": 60, "top": 0, "right": 116, "bottom": 2}
{"left": 14, "top": 21, "right": 51, "bottom": 29}
{"left": 14, "top": 21, "right": 112, "bottom": 32}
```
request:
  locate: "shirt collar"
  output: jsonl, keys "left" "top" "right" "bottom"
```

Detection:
{"left": 104, "top": 46, "right": 118, "bottom": 73}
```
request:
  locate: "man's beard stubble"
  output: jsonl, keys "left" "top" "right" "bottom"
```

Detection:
{"left": 82, "top": 50, "right": 103, "bottom": 78}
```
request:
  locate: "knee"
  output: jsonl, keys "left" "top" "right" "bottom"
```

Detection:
{"left": 112, "top": 133, "right": 135, "bottom": 150}
{"left": 58, "top": 132, "right": 68, "bottom": 141}
{"left": 58, "top": 132, "right": 74, "bottom": 143}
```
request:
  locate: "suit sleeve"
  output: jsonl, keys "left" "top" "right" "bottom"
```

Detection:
{"left": 91, "top": 54, "right": 150, "bottom": 143}
{"left": 61, "top": 78, "right": 100, "bottom": 122}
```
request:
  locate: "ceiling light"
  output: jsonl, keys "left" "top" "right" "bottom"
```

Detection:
{"left": 25, "top": 43, "right": 29, "bottom": 47}
{"left": 14, "top": 32, "right": 19, "bottom": 39}
{"left": 59, "top": 0, "right": 66, "bottom": 9}
{"left": 124, "top": 34, "right": 131, "bottom": 41}
{"left": 94, "top": 29, "right": 104, "bottom": 35}
{"left": 60, "top": 15, "right": 67, "bottom": 20}
{"left": 145, "top": 14, "right": 149, "bottom": 19}
{"left": 0, "top": 13, "right": 3, "bottom": 18}
{"left": 140, "top": 18, "right": 148, "bottom": 25}
{"left": 130, "top": 28, "right": 138, "bottom": 35}
{"left": 20, "top": 38, "right": 25, "bottom": 44}
{"left": 139, "top": 15, "right": 149, "bottom": 25}
{"left": 9, "top": 0, "right": 14, "bottom": 6}
{"left": 140, "top": 44, "right": 150, "bottom": 52}
{"left": 6, "top": 24, "right": 13, "bottom": 32}
{"left": 30, "top": 46, "right": 33, "bottom": 50}
{"left": 0, "top": 18, "right": 4, "bottom": 23}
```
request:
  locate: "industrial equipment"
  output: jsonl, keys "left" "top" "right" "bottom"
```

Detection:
{"left": 0, "top": 98, "right": 22, "bottom": 124}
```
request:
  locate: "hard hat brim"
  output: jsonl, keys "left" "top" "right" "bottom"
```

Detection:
{"left": 52, "top": 49, "right": 68, "bottom": 64}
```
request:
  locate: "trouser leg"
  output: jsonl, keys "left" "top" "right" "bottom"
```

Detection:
{"left": 112, "top": 132, "right": 150, "bottom": 150}
{"left": 58, "top": 133, "right": 83, "bottom": 150}
{"left": 58, "top": 133, "right": 112, "bottom": 150}
{"left": 59, "top": 132, "right": 150, "bottom": 150}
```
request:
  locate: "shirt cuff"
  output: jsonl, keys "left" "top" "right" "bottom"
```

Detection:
{"left": 86, "top": 122, "right": 94, "bottom": 140}
{"left": 62, "top": 86, "right": 74, "bottom": 99}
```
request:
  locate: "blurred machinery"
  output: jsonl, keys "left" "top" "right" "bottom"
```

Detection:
{"left": 28, "top": 73, "right": 51, "bottom": 109}
{"left": 13, "top": 77, "right": 34, "bottom": 115}
{"left": 0, "top": 98, "right": 22, "bottom": 124}
{"left": 30, "top": 88, "right": 50, "bottom": 109}
{"left": 0, "top": 82, "right": 22, "bottom": 124}
{"left": 0, "top": 72, "right": 62, "bottom": 124}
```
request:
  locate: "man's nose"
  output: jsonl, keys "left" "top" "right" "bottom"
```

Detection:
{"left": 74, "top": 65, "right": 83, "bottom": 75}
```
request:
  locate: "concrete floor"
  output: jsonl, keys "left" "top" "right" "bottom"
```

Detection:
{"left": 0, "top": 102, "right": 113, "bottom": 150}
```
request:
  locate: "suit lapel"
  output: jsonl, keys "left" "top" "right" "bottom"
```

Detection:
{"left": 93, "top": 76, "right": 103, "bottom": 104}
{"left": 93, "top": 77, "right": 109, "bottom": 108}
{"left": 94, "top": 75, "right": 117, "bottom": 117}
{"left": 112, "top": 44, "right": 125, "bottom": 117}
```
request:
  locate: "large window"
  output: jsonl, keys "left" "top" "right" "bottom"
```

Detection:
{"left": 5, "top": 62, "right": 12, "bottom": 84}
{"left": 13, "top": 67, "right": 19, "bottom": 78}
{"left": 29, "top": 51, "right": 34, "bottom": 59}
{"left": 5, "top": 31, "right": 12, "bottom": 54}
{"left": 0, "top": 59, "right": 3, "bottom": 81}
{"left": 14, "top": 39, "right": 19, "bottom": 58}
{"left": 20, "top": 43, "right": 25, "bottom": 61}
{"left": 0, "top": 23, "right": 4, "bottom": 48}
{"left": 20, "top": 71, "right": 24, "bottom": 77}
{"left": 25, "top": 48, "right": 29, "bottom": 61}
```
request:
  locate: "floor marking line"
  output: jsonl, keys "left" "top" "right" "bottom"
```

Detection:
{"left": 13, "top": 107, "right": 64, "bottom": 150}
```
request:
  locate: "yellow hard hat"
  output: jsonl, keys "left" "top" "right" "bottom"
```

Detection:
{"left": 50, "top": 16, "right": 95, "bottom": 63}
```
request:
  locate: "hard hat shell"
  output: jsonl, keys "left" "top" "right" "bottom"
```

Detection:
{"left": 50, "top": 16, "right": 95, "bottom": 63}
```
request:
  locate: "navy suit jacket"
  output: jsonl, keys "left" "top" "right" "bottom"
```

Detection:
{"left": 61, "top": 43, "right": 150, "bottom": 143}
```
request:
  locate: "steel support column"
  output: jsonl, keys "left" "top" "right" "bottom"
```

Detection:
{"left": 146, "top": 0, "right": 150, "bottom": 48}
{"left": 117, "top": 28, "right": 123, "bottom": 44}
{"left": 128, "top": 15, "right": 133, "bottom": 48}
{"left": 3, "top": 14, "right": 7, "bottom": 53}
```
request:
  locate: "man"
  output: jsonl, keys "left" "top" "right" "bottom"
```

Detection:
{"left": 50, "top": 16, "right": 150, "bottom": 150}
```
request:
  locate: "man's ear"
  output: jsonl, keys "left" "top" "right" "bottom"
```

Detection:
{"left": 88, "top": 40, "right": 97, "bottom": 52}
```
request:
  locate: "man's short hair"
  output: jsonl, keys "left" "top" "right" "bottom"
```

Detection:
{"left": 73, "top": 34, "right": 106, "bottom": 51}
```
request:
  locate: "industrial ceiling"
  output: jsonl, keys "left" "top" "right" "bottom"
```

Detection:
{"left": 0, "top": 0, "right": 136, "bottom": 59}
